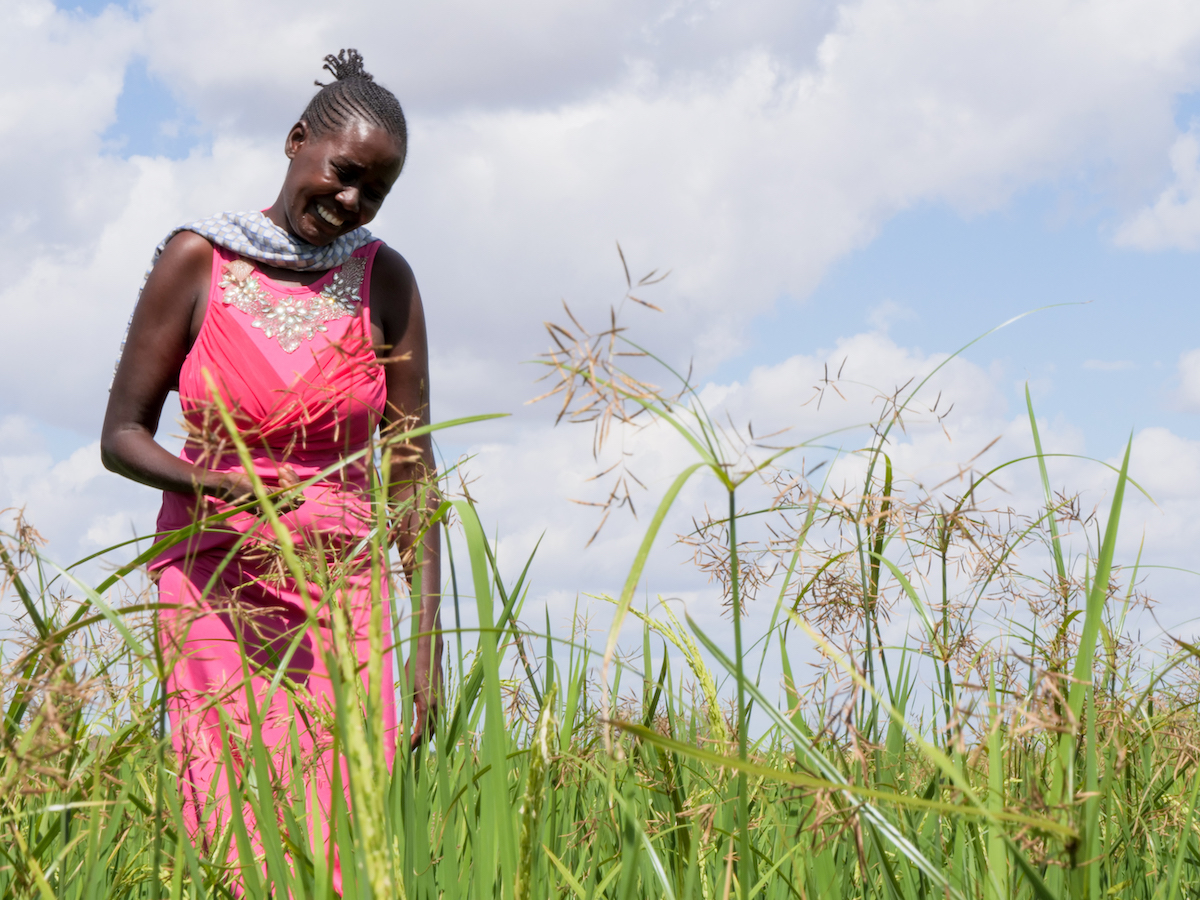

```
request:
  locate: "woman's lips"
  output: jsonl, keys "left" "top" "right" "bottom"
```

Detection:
{"left": 314, "top": 201, "right": 344, "bottom": 228}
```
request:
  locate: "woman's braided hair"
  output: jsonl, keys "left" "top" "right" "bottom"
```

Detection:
{"left": 301, "top": 49, "right": 407, "bottom": 157}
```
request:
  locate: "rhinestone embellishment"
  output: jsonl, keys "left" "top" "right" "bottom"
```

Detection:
{"left": 218, "top": 257, "right": 366, "bottom": 353}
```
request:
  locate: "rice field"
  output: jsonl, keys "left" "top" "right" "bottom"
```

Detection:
{"left": 1, "top": 299, "right": 1196, "bottom": 899}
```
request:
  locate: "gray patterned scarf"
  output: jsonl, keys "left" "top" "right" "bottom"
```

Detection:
{"left": 152, "top": 210, "right": 373, "bottom": 271}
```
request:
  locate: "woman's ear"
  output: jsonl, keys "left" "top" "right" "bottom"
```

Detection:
{"left": 284, "top": 121, "right": 309, "bottom": 160}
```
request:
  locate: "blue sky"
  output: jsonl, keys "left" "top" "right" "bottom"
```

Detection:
{"left": 103, "top": 57, "right": 204, "bottom": 160}
{"left": 709, "top": 90, "right": 1200, "bottom": 451}
{"left": 7, "top": 0, "right": 1200, "bottom": 659}
{"left": 734, "top": 189, "right": 1200, "bottom": 450}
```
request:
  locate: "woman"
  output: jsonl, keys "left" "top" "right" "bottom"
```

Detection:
{"left": 101, "top": 50, "right": 440, "bottom": 883}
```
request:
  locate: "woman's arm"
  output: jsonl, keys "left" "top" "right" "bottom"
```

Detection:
{"left": 371, "top": 245, "right": 442, "bottom": 749}
{"left": 101, "top": 232, "right": 266, "bottom": 500}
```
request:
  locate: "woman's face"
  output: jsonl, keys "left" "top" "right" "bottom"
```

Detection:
{"left": 270, "top": 119, "right": 405, "bottom": 246}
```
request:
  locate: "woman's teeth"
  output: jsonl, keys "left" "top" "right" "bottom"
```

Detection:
{"left": 315, "top": 204, "right": 343, "bottom": 227}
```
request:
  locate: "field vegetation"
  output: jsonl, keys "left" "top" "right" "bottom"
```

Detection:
{"left": 1, "top": 280, "right": 1195, "bottom": 899}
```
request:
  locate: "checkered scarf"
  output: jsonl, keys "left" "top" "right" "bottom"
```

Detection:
{"left": 153, "top": 210, "right": 373, "bottom": 271}
{"left": 115, "top": 211, "right": 374, "bottom": 375}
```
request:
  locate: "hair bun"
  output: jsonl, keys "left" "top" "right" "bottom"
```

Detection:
{"left": 316, "top": 49, "right": 373, "bottom": 86}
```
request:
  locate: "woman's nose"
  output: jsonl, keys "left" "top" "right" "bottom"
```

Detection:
{"left": 338, "top": 186, "right": 361, "bottom": 212}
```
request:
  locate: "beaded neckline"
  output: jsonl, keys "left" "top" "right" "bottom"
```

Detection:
{"left": 218, "top": 257, "right": 367, "bottom": 353}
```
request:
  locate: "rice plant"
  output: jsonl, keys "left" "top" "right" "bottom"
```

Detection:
{"left": 1, "top": 279, "right": 1196, "bottom": 899}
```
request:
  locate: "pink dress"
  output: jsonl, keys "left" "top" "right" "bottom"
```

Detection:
{"left": 152, "top": 241, "right": 397, "bottom": 885}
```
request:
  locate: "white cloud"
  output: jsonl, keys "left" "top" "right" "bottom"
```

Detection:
{"left": 136, "top": 0, "right": 838, "bottom": 126}
{"left": 1126, "top": 425, "right": 1200, "bottom": 499}
{"left": 385, "top": 0, "right": 1200, "bottom": 380}
{"left": 1116, "top": 125, "right": 1200, "bottom": 249}
{"left": 1174, "top": 348, "right": 1200, "bottom": 411}
{"left": 867, "top": 300, "right": 915, "bottom": 331}
{"left": 698, "top": 330, "right": 1009, "bottom": 458}
{"left": 463, "top": 329, "right": 1077, "bottom": 612}
{"left": 1110, "top": 426, "right": 1200, "bottom": 633}
{"left": 7, "top": 0, "right": 1200, "bottom": 653}
{"left": 11, "top": 0, "right": 1200, "bottom": 437}
{"left": 0, "top": 140, "right": 285, "bottom": 428}
{"left": 0, "top": 417, "right": 161, "bottom": 569}
{"left": 0, "top": 1, "right": 138, "bottom": 257}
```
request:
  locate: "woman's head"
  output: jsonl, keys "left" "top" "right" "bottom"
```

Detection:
{"left": 302, "top": 49, "right": 407, "bottom": 157}
{"left": 267, "top": 50, "right": 407, "bottom": 247}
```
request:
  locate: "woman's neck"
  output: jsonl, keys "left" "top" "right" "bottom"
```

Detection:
{"left": 250, "top": 259, "right": 331, "bottom": 287}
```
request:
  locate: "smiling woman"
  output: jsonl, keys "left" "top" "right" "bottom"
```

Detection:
{"left": 99, "top": 49, "right": 440, "bottom": 891}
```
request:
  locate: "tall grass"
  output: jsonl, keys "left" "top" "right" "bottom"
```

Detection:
{"left": 1, "top": 291, "right": 1196, "bottom": 899}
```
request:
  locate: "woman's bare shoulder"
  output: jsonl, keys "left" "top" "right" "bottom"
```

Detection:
{"left": 370, "top": 242, "right": 418, "bottom": 300}
{"left": 153, "top": 231, "right": 215, "bottom": 278}
{"left": 369, "top": 243, "right": 422, "bottom": 340}
{"left": 139, "top": 231, "right": 215, "bottom": 310}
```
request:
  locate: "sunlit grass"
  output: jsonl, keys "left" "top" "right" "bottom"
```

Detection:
{"left": 2, "top": 294, "right": 1197, "bottom": 900}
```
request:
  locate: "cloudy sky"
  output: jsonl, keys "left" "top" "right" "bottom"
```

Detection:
{"left": 6, "top": 0, "right": 1200, "bottom": 670}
